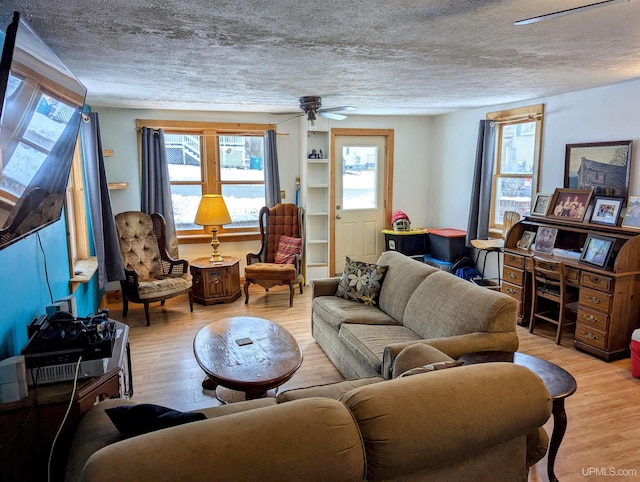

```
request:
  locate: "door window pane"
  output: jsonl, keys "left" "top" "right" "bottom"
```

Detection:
{"left": 342, "top": 146, "right": 377, "bottom": 210}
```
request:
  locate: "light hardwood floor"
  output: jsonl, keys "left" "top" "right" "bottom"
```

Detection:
{"left": 106, "top": 285, "right": 640, "bottom": 482}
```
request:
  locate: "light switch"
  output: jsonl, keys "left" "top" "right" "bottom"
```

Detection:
{"left": 280, "top": 190, "right": 286, "bottom": 199}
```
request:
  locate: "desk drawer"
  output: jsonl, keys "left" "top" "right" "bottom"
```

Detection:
{"left": 579, "top": 287, "right": 612, "bottom": 313}
{"left": 501, "top": 281, "right": 523, "bottom": 301}
{"left": 503, "top": 266, "right": 524, "bottom": 286}
{"left": 575, "top": 323, "right": 608, "bottom": 350}
{"left": 580, "top": 272, "right": 614, "bottom": 292}
{"left": 577, "top": 307, "right": 609, "bottom": 332}
{"left": 565, "top": 267, "right": 580, "bottom": 286}
{"left": 504, "top": 253, "right": 525, "bottom": 269}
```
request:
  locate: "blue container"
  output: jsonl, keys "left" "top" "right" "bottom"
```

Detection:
{"left": 422, "top": 254, "right": 453, "bottom": 272}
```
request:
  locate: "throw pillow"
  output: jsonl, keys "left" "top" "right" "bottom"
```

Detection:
{"left": 105, "top": 403, "right": 206, "bottom": 438}
{"left": 397, "top": 361, "right": 463, "bottom": 378}
{"left": 335, "top": 257, "right": 388, "bottom": 306}
{"left": 275, "top": 236, "right": 302, "bottom": 264}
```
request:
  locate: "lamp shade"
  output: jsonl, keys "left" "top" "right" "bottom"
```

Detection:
{"left": 194, "top": 194, "right": 231, "bottom": 226}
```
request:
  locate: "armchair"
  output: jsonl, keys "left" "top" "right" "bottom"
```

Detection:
{"left": 115, "top": 211, "right": 193, "bottom": 326}
{"left": 244, "top": 204, "right": 304, "bottom": 306}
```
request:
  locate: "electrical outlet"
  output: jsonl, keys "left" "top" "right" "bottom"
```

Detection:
{"left": 280, "top": 190, "right": 286, "bottom": 199}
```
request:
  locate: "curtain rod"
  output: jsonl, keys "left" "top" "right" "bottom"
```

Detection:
{"left": 136, "top": 128, "right": 288, "bottom": 136}
{"left": 488, "top": 113, "right": 542, "bottom": 125}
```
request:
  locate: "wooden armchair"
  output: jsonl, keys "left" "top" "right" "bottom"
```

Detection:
{"left": 115, "top": 211, "right": 193, "bottom": 326}
{"left": 244, "top": 204, "right": 304, "bottom": 306}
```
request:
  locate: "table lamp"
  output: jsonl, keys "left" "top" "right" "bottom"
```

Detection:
{"left": 194, "top": 194, "right": 232, "bottom": 264}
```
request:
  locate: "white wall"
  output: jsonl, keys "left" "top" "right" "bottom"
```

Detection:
{"left": 431, "top": 78, "right": 640, "bottom": 229}
{"left": 431, "top": 78, "right": 640, "bottom": 278}
{"left": 92, "top": 107, "right": 432, "bottom": 272}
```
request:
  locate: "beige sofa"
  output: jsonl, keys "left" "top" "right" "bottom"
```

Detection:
{"left": 312, "top": 250, "right": 520, "bottom": 379}
{"left": 66, "top": 362, "right": 551, "bottom": 482}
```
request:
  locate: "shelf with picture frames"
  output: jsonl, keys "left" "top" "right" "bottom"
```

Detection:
{"left": 502, "top": 215, "right": 640, "bottom": 361}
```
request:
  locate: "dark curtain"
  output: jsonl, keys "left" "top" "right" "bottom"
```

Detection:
{"left": 466, "top": 120, "right": 497, "bottom": 246}
{"left": 264, "top": 129, "right": 281, "bottom": 208}
{"left": 140, "top": 127, "right": 179, "bottom": 258}
{"left": 80, "top": 112, "right": 125, "bottom": 288}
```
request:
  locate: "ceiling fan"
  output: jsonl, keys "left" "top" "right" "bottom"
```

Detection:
{"left": 515, "top": 0, "right": 630, "bottom": 25}
{"left": 276, "top": 96, "right": 355, "bottom": 128}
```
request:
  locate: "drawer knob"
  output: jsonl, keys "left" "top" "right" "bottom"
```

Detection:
{"left": 587, "top": 296, "right": 601, "bottom": 304}
{"left": 589, "top": 275, "right": 600, "bottom": 283}
{"left": 585, "top": 314, "right": 599, "bottom": 323}
{"left": 507, "top": 288, "right": 516, "bottom": 295}
{"left": 507, "top": 272, "right": 517, "bottom": 279}
{"left": 584, "top": 331, "right": 599, "bottom": 340}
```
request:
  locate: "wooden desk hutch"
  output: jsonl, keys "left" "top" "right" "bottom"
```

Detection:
{"left": 502, "top": 216, "right": 640, "bottom": 361}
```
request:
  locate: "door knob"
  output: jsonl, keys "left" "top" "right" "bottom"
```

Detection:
{"left": 336, "top": 205, "right": 342, "bottom": 210}
{"left": 336, "top": 214, "right": 342, "bottom": 219}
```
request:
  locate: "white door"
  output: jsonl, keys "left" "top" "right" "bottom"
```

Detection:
{"left": 333, "top": 135, "right": 386, "bottom": 272}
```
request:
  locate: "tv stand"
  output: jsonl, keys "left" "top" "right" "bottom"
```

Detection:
{"left": 0, "top": 320, "right": 131, "bottom": 481}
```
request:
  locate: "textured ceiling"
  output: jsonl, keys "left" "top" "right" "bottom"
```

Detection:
{"left": 3, "top": 0, "right": 640, "bottom": 115}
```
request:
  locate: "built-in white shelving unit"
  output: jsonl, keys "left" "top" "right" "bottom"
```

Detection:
{"left": 301, "top": 117, "right": 331, "bottom": 282}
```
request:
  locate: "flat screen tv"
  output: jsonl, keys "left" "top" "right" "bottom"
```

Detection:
{"left": 0, "top": 11, "right": 87, "bottom": 250}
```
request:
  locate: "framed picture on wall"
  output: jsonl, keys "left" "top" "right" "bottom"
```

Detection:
{"left": 564, "top": 140, "right": 632, "bottom": 203}
{"left": 622, "top": 196, "right": 640, "bottom": 229}
{"left": 579, "top": 234, "right": 616, "bottom": 269}
{"left": 548, "top": 188, "right": 593, "bottom": 222}
{"left": 531, "top": 193, "right": 552, "bottom": 216}
{"left": 590, "top": 197, "right": 623, "bottom": 226}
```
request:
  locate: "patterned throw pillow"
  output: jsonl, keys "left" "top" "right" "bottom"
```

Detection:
{"left": 335, "top": 257, "right": 388, "bottom": 306}
{"left": 275, "top": 236, "right": 302, "bottom": 264}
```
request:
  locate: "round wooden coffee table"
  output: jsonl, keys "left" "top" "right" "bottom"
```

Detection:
{"left": 458, "top": 351, "right": 576, "bottom": 482}
{"left": 193, "top": 316, "right": 303, "bottom": 403}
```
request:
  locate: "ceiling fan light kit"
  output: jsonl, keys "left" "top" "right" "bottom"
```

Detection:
{"left": 274, "top": 96, "right": 355, "bottom": 127}
{"left": 515, "top": 0, "right": 631, "bottom": 25}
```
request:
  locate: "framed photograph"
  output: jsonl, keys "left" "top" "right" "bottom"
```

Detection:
{"left": 564, "top": 140, "right": 632, "bottom": 202}
{"left": 548, "top": 188, "right": 593, "bottom": 222}
{"left": 531, "top": 193, "right": 552, "bottom": 216}
{"left": 516, "top": 231, "right": 536, "bottom": 250}
{"left": 533, "top": 227, "right": 558, "bottom": 254}
{"left": 622, "top": 196, "right": 640, "bottom": 229}
{"left": 579, "top": 234, "right": 616, "bottom": 269}
{"left": 590, "top": 197, "right": 623, "bottom": 226}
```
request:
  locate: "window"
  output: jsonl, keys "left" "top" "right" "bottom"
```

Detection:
{"left": 136, "top": 120, "right": 273, "bottom": 241}
{"left": 487, "top": 105, "right": 544, "bottom": 231}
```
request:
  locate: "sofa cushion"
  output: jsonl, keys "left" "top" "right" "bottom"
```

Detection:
{"left": 376, "top": 251, "right": 438, "bottom": 323}
{"left": 339, "top": 323, "right": 422, "bottom": 373}
{"left": 313, "top": 296, "right": 400, "bottom": 332}
{"left": 391, "top": 343, "right": 455, "bottom": 378}
{"left": 335, "top": 257, "right": 388, "bottom": 306}
{"left": 105, "top": 404, "right": 206, "bottom": 437}
{"left": 403, "top": 270, "right": 517, "bottom": 339}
